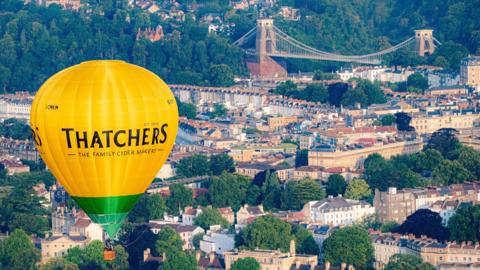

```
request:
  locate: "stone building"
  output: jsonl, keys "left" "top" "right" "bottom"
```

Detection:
{"left": 374, "top": 182, "right": 480, "bottom": 224}
{"left": 410, "top": 111, "right": 480, "bottom": 134}
{"left": 308, "top": 139, "right": 423, "bottom": 169}
{"left": 373, "top": 233, "right": 480, "bottom": 269}
{"left": 236, "top": 204, "right": 265, "bottom": 226}
{"left": 460, "top": 56, "right": 480, "bottom": 91}
{"left": 40, "top": 235, "right": 89, "bottom": 264}
{"left": 224, "top": 240, "right": 318, "bottom": 270}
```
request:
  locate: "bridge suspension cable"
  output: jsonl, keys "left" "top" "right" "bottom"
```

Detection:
{"left": 233, "top": 27, "right": 256, "bottom": 46}
{"left": 233, "top": 23, "right": 426, "bottom": 64}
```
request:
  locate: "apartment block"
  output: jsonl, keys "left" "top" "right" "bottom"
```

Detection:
{"left": 374, "top": 182, "right": 480, "bottom": 224}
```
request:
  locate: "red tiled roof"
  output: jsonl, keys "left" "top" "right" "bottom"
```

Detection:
{"left": 324, "top": 167, "right": 347, "bottom": 173}
{"left": 219, "top": 207, "right": 233, "bottom": 215}
{"left": 246, "top": 216, "right": 257, "bottom": 224}
{"left": 193, "top": 188, "right": 208, "bottom": 198}
{"left": 74, "top": 218, "right": 91, "bottom": 228}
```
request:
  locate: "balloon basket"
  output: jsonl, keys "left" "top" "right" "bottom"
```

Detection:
{"left": 103, "top": 248, "right": 116, "bottom": 261}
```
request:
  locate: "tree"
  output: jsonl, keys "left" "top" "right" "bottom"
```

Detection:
{"left": 432, "top": 41, "right": 469, "bottom": 70}
{"left": 0, "top": 118, "right": 31, "bottom": 140}
{"left": 192, "top": 233, "right": 204, "bottom": 250}
{"left": 295, "top": 149, "right": 308, "bottom": 167}
{"left": 344, "top": 179, "right": 372, "bottom": 200}
{"left": 128, "top": 195, "right": 149, "bottom": 223}
{"left": 385, "top": 254, "right": 435, "bottom": 270}
{"left": 425, "top": 128, "right": 461, "bottom": 159}
{"left": 292, "top": 224, "right": 320, "bottom": 255}
{"left": 209, "top": 153, "right": 235, "bottom": 175}
{"left": 313, "top": 70, "right": 339, "bottom": 80}
{"left": 457, "top": 146, "right": 480, "bottom": 179}
{"left": 162, "top": 251, "right": 198, "bottom": 270}
{"left": 406, "top": 73, "right": 428, "bottom": 93}
{"left": 208, "top": 172, "right": 250, "bottom": 211}
{"left": 211, "top": 103, "right": 228, "bottom": 118}
{"left": 0, "top": 65, "right": 11, "bottom": 92}
{"left": 294, "top": 178, "right": 325, "bottom": 205}
{"left": 357, "top": 79, "right": 386, "bottom": 105}
{"left": 155, "top": 227, "right": 183, "bottom": 256}
{"left": 433, "top": 56, "right": 449, "bottom": 68}
{"left": 327, "top": 83, "right": 349, "bottom": 107}
{"left": 245, "top": 184, "right": 262, "bottom": 206}
{"left": 380, "top": 114, "right": 396, "bottom": 126}
{"left": 0, "top": 229, "right": 40, "bottom": 270}
{"left": 326, "top": 174, "right": 347, "bottom": 196}
{"left": 432, "top": 160, "right": 472, "bottom": 186}
{"left": 177, "top": 99, "right": 197, "bottom": 119}
{"left": 413, "top": 149, "right": 444, "bottom": 173}
{"left": 380, "top": 221, "right": 399, "bottom": 233}
{"left": 0, "top": 179, "right": 49, "bottom": 236}
{"left": 167, "top": 184, "right": 193, "bottom": 215}
{"left": 449, "top": 204, "right": 480, "bottom": 243}
{"left": 118, "top": 224, "right": 157, "bottom": 268}
{"left": 41, "top": 258, "right": 79, "bottom": 270}
{"left": 194, "top": 208, "right": 229, "bottom": 231}
{"left": 238, "top": 216, "right": 293, "bottom": 252}
{"left": 260, "top": 170, "right": 282, "bottom": 210}
{"left": 231, "top": 257, "right": 260, "bottom": 270}
{"left": 397, "top": 209, "right": 449, "bottom": 241}
{"left": 65, "top": 240, "right": 105, "bottom": 269}
{"left": 364, "top": 153, "right": 426, "bottom": 191}
{"left": 107, "top": 245, "right": 129, "bottom": 270}
{"left": 341, "top": 88, "right": 368, "bottom": 107}
{"left": 147, "top": 193, "right": 166, "bottom": 220}
{"left": 322, "top": 226, "right": 374, "bottom": 270}
{"left": 303, "top": 84, "right": 329, "bottom": 103}
{"left": 209, "top": 64, "right": 234, "bottom": 87}
{"left": 274, "top": 80, "right": 297, "bottom": 96}
{"left": 176, "top": 154, "right": 211, "bottom": 177}
{"left": 394, "top": 112, "right": 414, "bottom": 131}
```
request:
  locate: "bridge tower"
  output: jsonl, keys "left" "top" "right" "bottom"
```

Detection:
{"left": 247, "top": 19, "right": 287, "bottom": 79}
{"left": 256, "top": 18, "right": 277, "bottom": 59}
{"left": 415, "top": 29, "right": 436, "bottom": 56}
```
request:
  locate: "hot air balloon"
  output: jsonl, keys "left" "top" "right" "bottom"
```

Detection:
{"left": 30, "top": 60, "right": 178, "bottom": 244}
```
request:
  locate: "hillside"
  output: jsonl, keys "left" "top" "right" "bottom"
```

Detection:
{"left": 276, "top": 0, "right": 478, "bottom": 71}
{"left": 0, "top": 0, "right": 478, "bottom": 91}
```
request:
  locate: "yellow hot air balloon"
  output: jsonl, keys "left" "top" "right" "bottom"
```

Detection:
{"left": 30, "top": 60, "right": 178, "bottom": 238}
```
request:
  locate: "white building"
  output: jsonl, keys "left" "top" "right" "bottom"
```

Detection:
{"left": 427, "top": 71, "right": 460, "bottom": 88}
{"left": 156, "top": 163, "right": 174, "bottom": 179}
{"left": 302, "top": 196, "right": 375, "bottom": 226}
{"left": 336, "top": 66, "right": 413, "bottom": 83}
{"left": 182, "top": 207, "right": 202, "bottom": 226}
{"left": 429, "top": 200, "right": 461, "bottom": 226}
{"left": 200, "top": 231, "right": 235, "bottom": 255}
{"left": 71, "top": 217, "right": 104, "bottom": 242}
{"left": 0, "top": 99, "right": 31, "bottom": 120}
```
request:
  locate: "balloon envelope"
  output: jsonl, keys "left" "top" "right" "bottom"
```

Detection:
{"left": 30, "top": 60, "right": 178, "bottom": 238}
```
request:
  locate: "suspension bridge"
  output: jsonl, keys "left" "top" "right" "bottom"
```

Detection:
{"left": 233, "top": 19, "right": 442, "bottom": 78}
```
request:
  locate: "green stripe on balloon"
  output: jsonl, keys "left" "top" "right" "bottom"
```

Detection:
{"left": 72, "top": 194, "right": 143, "bottom": 238}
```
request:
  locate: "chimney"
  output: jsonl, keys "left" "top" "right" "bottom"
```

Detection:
{"left": 325, "top": 261, "right": 330, "bottom": 270}
{"left": 209, "top": 252, "right": 215, "bottom": 264}
{"left": 162, "top": 252, "right": 166, "bottom": 261}
{"left": 195, "top": 250, "right": 201, "bottom": 262}
{"left": 143, "top": 248, "right": 151, "bottom": 262}
{"left": 341, "top": 262, "right": 346, "bottom": 270}
{"left": 290, "top": 239, "right": 296, "bottom": 257}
